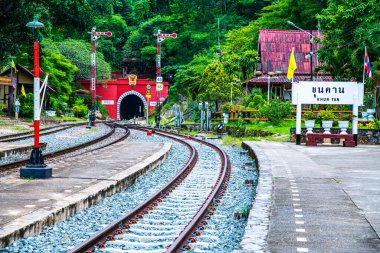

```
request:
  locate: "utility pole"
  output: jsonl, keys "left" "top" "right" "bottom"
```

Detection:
{"left": 8, "top": 55, "right": 16, "bottom": 117}
{"left": 218, "top": 18, "right": 222, "bottom": 62}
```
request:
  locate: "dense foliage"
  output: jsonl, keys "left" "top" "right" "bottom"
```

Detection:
{"left": 0, "top": 0, "right": 379, "bottom": 116}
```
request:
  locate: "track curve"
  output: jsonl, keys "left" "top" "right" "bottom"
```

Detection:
{"left": 69, "top": 126, "right": 231, "bottom": 253}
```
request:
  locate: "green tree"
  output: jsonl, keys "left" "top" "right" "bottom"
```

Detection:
{"left": 41, "top": 40, "right": 78, "bottom": 99}
{"left": 172, "top": 54, "right": 212, "bottom": 101}
{"left": 317, "top": 0, "right": 379, "bottom": 83}
{"left": 198, "top": 61, "right": 241, "bottom": 109}
{"left": 57, "top": 39, "right": 111, "bottom": 80}
{"left": 260, "top": 98, "right": 293, "bottom": 125}
{"left": 96, "top": 14, "right": 129, "bottom": 69}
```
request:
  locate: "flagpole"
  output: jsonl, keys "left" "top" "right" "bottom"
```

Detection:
{"left": 363, "top": 46, "right": 366, "bottom": 85}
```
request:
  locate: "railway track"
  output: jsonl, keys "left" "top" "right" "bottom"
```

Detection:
{"left": 0, "top": 123, "right": 129, "bottom": 172}
{"left": 0, "top": 122, "right": 87, "bottom": 142}
{"left": 70, "top": 126, "right": 231, "bottom": 253}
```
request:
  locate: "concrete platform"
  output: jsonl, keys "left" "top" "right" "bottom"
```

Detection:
{"left": 237, "top": 142, "right": 380, "bottom": 253}
{"left": 0, "top": 142, "right": 47, "bottom": 160}
{"left": 0, "top": 140, "right": 171, "bottom": 248}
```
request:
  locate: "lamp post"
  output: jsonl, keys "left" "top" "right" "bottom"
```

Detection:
{"left": 287, "top": 21, "right": 316, "bottom": 81}
{"left": 257, "top": 72, "right": 278, "bottom": 104}
{"left": 20, "top": 16, "right": 52, "bottom": 179}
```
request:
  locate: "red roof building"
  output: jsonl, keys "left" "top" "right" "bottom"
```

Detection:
{"left": 247, "top": 29, "right": 331, "bottom": 100}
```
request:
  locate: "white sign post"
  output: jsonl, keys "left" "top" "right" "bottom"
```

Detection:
{"left": 292, "top": 81, "right": 364, "bottom": 145}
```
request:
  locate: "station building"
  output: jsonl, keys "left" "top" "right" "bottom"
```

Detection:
{"left": 0, "top": 64, "right": 54, "bottom": 116}
{"left": 246, "top": 29, "right": 332, "bottom": 100}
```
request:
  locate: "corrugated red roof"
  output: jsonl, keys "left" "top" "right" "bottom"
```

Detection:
{"left": 258, "top": 29, "right": 321, "bottom": 75}
{"left": 247, "top": 74, "right": 333, "bottom": 85}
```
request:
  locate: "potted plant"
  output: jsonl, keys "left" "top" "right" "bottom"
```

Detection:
{"left": 222, "top": 103, "right": 230, "bottom": 124}
{"left": 318, "top": 110, "right": 336, "bottom": 134}
{"left": 367, "top": 108, "right": 376, "bottom": 121}
{"left": 338, "top": 113, "right": 352, "bottom": 134}
{"left": 303, "top": 111, "right": 316, "bottom": 133}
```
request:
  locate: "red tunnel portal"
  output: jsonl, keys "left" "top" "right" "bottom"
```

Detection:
{"left": 79, "top": 77, "right": 169, "bottom": 120}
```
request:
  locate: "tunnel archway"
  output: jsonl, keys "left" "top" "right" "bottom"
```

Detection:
{"left": 117, "top": 91, "right": 147, "bottom": 120}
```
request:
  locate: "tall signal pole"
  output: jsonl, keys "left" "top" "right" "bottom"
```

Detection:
{"left": 89, "top": 27, "right": 112, "bottom": 127}
{"left": 154, "top": 29, "right": 177, "bottom": 128}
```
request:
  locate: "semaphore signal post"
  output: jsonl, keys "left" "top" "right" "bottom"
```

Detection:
{"left": 89, "top": 27, "right": 112, "bottom": 127}
{"left": 155, "top": 29, "right": 177, "bottom": 127}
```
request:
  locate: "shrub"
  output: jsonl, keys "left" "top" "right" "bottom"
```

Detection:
{"left": 72, "top": 104, "right": 88, "bottom": 117}
{"left": 341, "top": 113, "right": 353, "bottom": 121}
{"left": 19, "top": 93, "right": 34, "bottom": 118}
{"left": 97, "top": 102, "right": 109, "bottom": 119}
{"left": 251, "top": 94, "right": 265, "bottom": 109}
{"left": 259, "top": 99, "right": 293, "bottom": 125}
{"left": 72, "top": 98, "right": 89, "bottom": 118}
{"left": 317, "top": 110, "right": 336, "bottom": 121}
{"left": 316, "top": 110, "right": 337, "bottom": 126}
{"left": 222, "top": 103, "right": 230, "bottom": 113}
{"left": 303, "top": 111, "right": 315, "bottom": 120}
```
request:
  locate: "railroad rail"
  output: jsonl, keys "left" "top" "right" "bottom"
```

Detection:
{"left": 69, "top": 126, "right": 231, "bottom": 253}
{"left": 0, "top": 123, "right": 129, "bottom": 171}
{"left": 0, "top": 122, "right": 87, "bottom": 142}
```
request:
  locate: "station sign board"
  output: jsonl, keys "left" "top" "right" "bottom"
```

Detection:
{"left": 0, "top": 76, "right": 12, "bottom": 86}
{"left": 292, "top": 81, "right": 364, "bottom": 105}
{"left": 101, "top": 100, "right": 114, "bottom": 105}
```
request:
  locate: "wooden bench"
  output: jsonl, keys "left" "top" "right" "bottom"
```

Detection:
{"left": 306, "top": 133, "right": 355, "bottom": 147}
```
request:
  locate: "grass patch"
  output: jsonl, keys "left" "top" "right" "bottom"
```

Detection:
{"left": 242, "top": 120, "right": 295, "bottom": 134}
{"left": 87, "top": 127, "right": 99, "bottom": 132}
{"left": 179, "top": 129, "right": 199, "bottom": 136}
{"left": 11, "top": 126, "right": 30, "bottom": 132}
{"left": 221, "top": 133, "right": 289, "bottom": 146}
{"left": 52, "top": 116, "right": 84, "bottom": 122}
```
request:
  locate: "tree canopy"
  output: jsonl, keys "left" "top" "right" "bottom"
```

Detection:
{"left": 0, "top": 0, "right": 379, "bottom": 110}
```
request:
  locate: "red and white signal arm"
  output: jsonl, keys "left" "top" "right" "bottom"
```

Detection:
{"left": 94, "top": 31, "right": 112, "bottom": 37}
{"left": 129, "top": 74, "right": 137, "bottom": 86}
{"left": 162, "top": 33, "right": 177, "bottom": 38}
{"left": 158, "top": 33, "right": 177, "bottom": 42}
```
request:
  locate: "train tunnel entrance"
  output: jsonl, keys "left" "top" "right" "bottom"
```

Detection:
{"left": 120, "top": 94, "right": 145, "bottom": 120}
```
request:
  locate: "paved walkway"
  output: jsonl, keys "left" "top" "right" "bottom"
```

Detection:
{"left": 240, "top": 142, "right": 380, "bottom": 253}
{"left": 0, "top": 140, "right": 171, "bottom": 249}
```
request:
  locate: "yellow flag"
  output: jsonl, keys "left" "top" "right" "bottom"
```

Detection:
{"left": 21, "top": 85, "right": 26, "bottom": 96}
{"left": 11, "top": 60, "right": 17, "bottom": 73}
{"left": 287, "top": 49, "right": 297, "bottom": 80}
